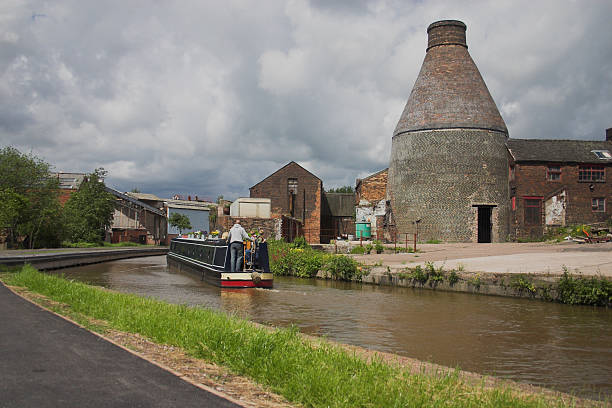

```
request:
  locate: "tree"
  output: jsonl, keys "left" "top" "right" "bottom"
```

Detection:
{"left": 327, "top": 186, "right": 354, "bottom": 193}
{"left": 0, "top": 147, "right": 61, "bottom": 248}
{"left": 63, "top": 168, "right": 116, "bottom": 244}
{"left": 169, "top": 213, "right": 192, "bottom": 235}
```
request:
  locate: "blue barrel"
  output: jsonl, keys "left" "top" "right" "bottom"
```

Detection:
{"left": 355, "top": 222, "right": 371, "bottom": 238}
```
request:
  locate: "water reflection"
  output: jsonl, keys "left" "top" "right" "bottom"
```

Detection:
{"left": 53, "top": 256, "right": 612, "bottom": 400}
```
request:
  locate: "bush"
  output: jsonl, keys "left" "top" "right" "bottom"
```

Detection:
{"left": 290, "top": 236, "right": 309, "bottom": 249}
{"left": 373, "top": 240, "right": 384, "bottom": 254}
{"left": 267, "top": 239, "right": 324, "bottom": 278}
{"left": 350, "top": 246, "right": 366, "bottom": 254}
{"left": 557, "top": 270, "right": 611, "bottom": 306}
{"left": 323, "top": 255, "right": 363, "bottom": 281}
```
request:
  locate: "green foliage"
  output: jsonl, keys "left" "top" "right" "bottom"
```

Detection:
{"left": 326, "top": 186, "right": 354, "bottom": 193}
{"left": 364, "top": 243, "right": 373, "bottom": 254}
{"left": 373, "top": 240, "right": 384, "bottom": 254}
{"left": 63, "top": 169, "right": 115, "bottom": 244}
{"left": 426, "top": 262, "right": 444, "bottom": 283}
{"left": 267, "top": 239, "right": 325, "bottom": 278}
{"left": 425, "top": 239, "right": 442, "bottom": 244}
{"left": 510, "top": 276, "right": 537, "bottom": 295}
{"left": 408, "top": 265, "right": 428, "bottom": 284}
{"left": 448, "top": 270, "right": 459, "bottom": 285}
{"left": 350, "top": 245, "right": 366, "bottom": 254}
{"left": 268, "top": 239, "right": 366, "bottom": 281}
{"left": 468, "top": 274, "right": 482, "bottom": 290}
{"left": 323, "top": 255, "right": 363, "bottom": 281}
{"left": 2, "top": 267, "right": 572, "bottom": 408}
{"left": 0, "top": 146, "right": 62, "bottom": 248}
{"left": 290, "top": 235, "right": 309, "bottom": 249}
{"left": 557, "top": 270, "right": 611, "bottom": 306}
{"left": 168, "top": 212, "right": 192, "bottom": 235}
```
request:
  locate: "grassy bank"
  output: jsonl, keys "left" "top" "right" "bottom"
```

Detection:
{"left": 0, "top": 266, "right": 587, "bottom": 407}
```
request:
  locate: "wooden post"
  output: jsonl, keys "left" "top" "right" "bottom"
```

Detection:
{"left": 360, "top": 235, "right": 363, "bottom": 247}
{"left": 394, "top": 232, "right": 397, "bottom": 252}
{"left": 414, "top": 233, "right": 417, "bottom": 253}
{"left": 405, "top": 233, "right": 408, "bottom": 251}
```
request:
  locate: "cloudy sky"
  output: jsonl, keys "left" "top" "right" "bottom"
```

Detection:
{"left": 2, "top": 0, "right": 611, "bottom": 200}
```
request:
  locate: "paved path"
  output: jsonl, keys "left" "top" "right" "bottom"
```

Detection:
{"left": 0, "top": 282, "right": 242, "bottom": 408}
{"left": 353, "top": 241, "right": 612, "bottom": 277}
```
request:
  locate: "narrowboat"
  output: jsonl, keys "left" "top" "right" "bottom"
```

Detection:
{"left": 167, "top": 237, "right": 274, "bottom": 288}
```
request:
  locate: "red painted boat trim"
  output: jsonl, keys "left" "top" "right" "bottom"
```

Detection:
{"left": 220, "top": 280, "right": 273, "bottom": 288}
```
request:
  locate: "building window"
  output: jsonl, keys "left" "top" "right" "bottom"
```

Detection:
{"left": 592, "top": 150, "right": 612, "bottom": 159}
{"left": 288, "top": 178, "right": 298, "bottom": 195}
{"left": 524, "top": 198, "right": 542, "bottom": 225}
{"left": 547, "top": 165, "right": 561, "bottom": 181}
{"left": 578, "top": 165, "right": 605, "bottom": 182}
{"left": 509, "top": 165, "right": 515, "bottom": 181}
{"left": 592, "top": 198, "right": 605, "bottom": 212}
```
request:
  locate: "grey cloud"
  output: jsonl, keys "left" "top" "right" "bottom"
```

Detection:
{"left": 1, "top": 0, "right": 611, "bottom": 200}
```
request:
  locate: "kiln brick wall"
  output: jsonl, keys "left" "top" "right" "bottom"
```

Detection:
{"left": 388, "top": 128, "right": 510, "bottom": 242}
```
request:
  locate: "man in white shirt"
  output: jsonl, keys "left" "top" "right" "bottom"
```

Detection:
{"left": 227, "top": 219, "right": 253, "bottom": 272}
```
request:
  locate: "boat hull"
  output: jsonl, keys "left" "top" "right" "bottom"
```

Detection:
{"left": 167, "top": 238, "right": 273, "bottom": 288}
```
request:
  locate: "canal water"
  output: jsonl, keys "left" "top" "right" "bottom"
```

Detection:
{"left": 54, "top": 256, "right": 612, "bottom": 400}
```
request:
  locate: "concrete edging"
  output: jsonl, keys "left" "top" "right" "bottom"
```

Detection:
{"left": 0, "top": 247, "right": 169, "bottom": 270}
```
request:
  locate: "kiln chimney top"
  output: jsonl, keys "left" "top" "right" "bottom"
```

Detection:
{"left": 427, "top": 20, "right": 467, "bottom": 50}
{"left": 393, "top": 20, "right": 507, "bottom": 136}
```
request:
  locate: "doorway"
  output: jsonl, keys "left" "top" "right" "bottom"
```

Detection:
{"left": 476, "top": 206, "right": 492, "bottom": 243}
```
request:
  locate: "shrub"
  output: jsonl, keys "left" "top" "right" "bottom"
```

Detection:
{"left": 350, "top": 246, "right": 366, "bottom": 254}
{"left": 323, "top": 255, "right": 362, "bottom": 281}
{"left": 373, "top": 240, "right": 384, "bottom": 254}
{"left": 557, "top": 270, "right": 611, "bottom": 306}
{"left": 290, "top": 236, "right": 309, "bottom": 249}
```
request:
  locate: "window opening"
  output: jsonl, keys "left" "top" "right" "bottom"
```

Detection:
{"left": 592, "top": 150, "right": 612, "bottom": 159}
{"left": 578, "top": 166, "right": 605, "bottom": 182}
{"left": 288, "top": 178, "right": 298, "bottom": 195}
{"left": 592, "top": 198, "right": 605, "bottom": 212}
{"left": 524, "top": 198, "right": 542, "bottom": 225}
{"left": 547, "top": 165, "right": 561, "bottom": 181}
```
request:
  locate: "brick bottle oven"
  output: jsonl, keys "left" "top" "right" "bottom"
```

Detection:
{"left": 388, "top": 20, "right": 510, "bottom": 242}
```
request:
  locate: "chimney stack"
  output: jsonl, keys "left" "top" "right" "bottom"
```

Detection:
{"left": 606, "top": 128, "right": 612, "bottom": 142}
{"left": 427, "top": 20, "right": 467, "bottom": 50}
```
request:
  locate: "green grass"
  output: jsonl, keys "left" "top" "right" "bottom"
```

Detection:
{"left": 1, "top": 266, "right": 581, "bottom": 408}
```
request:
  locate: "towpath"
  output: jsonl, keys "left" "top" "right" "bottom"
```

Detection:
{"left": 0, "top": 281, "right": 243, "bottom": 408}
{"left": 352, "top": 241, "right": 612, "bottom": 277}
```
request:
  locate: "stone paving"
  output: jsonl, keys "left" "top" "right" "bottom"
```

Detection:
{"left": 352, "top": 241, "right": 612, "bottom": 277}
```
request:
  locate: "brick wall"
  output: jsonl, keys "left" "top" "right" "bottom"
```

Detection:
{"left": 388, "top": 129, "right": 510, "bottom": 242}
{"left": 512, "top": 162, "right": 612, "bottom": 239}
{"left": 217, "top": 216, "right": 278, "bottom": 241}
{"left": 249, "top": 162, "right": 322, "bottom": 243}
{"left": 356, "top": 169, "right": 387, "bottom": 204}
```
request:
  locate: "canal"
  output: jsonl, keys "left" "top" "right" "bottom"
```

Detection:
{"left": 54, "top": 255, "right": 612, "bottom": 400}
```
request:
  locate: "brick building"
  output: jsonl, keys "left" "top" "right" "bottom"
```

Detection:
{"left": 388, "top": 20, "right": 509, "bottom": 243}
{"left": 250, "top": 161, "right": 323, "bottom": 243}
{"left": 508, "top": 134, "right": 612, "bottom": 239}
{"left": 355, "top": 168, "right": 388, "bottom": 240}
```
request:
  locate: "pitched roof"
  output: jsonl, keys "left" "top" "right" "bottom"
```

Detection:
{"left": 250, "top": 161, "right": 321, "bottom": 190}
{"left": 507, "top": 139, "right": 612, "bottom": 164}
{"left": 105, "top": 187, "right": 166, "bottom": 217}
{"left": 126, "top": 192, "right": 163, "bottom": 201}
{"left": 356, "top": 168, "right": 388, "bottom": 189}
